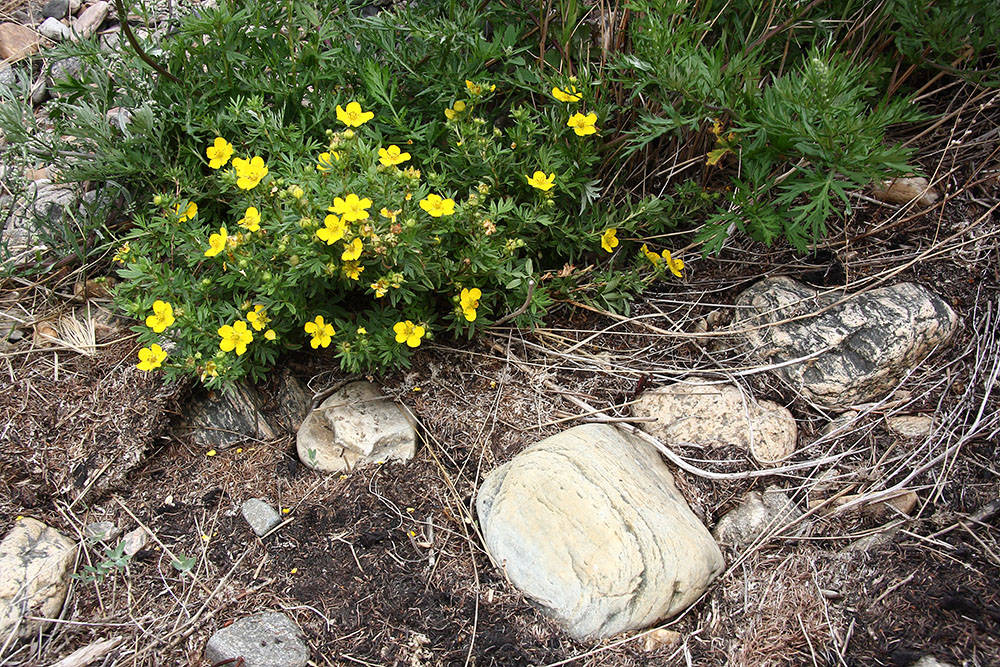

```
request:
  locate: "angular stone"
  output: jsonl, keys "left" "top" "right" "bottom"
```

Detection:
{"left": 241, "top": 498, "right": 281, "bottom": 537}
{"left": 297, "top": 381, "right": 417, "bottom": 472}
{"left": 120, "top": 527, "right": 148, "bottom": 557}
{"left": 0, "top": 23, "right": 42, "bottom": 61}
{"left": 872, "top": 177, "right": 939, "bottom": 206}
{"left": 734, "top": 277, "right": 958, "bottom": 409}
{"left": 633, "top": 378, "right": 797, "bottom": 464}
{"left": 205, "top": 611, "right": 309, "bottom": 667}
{"left": 643, "top": 628, "right": 681, "bottom": 652}
{"left": 177, "top": 382, "right": 280, "bottom": 448}
{"left": 83, "top": 521, "right": 120, "bottom": 542}
{"left": 38, "top": 17, "right": 71, "bottom": 41}
{"left": 713, "top": 487, "right": 804, "bottom": 551}
{"left": 71, "top": 1, "right": 108, "bottom": 41}
{"left": 887, "top": 415, "right": 934, "bottom": 439}
{"left": 49, "top": 56, "right": 82, "bottom": 84}
{"left": 0, "top": 518, "right": 76, "bottom": 639}
{"left": 43, "top": 0, "right": 70, "bottom": 19}
{"left": 476, "top": 423, "right": 724, "bottom": 640}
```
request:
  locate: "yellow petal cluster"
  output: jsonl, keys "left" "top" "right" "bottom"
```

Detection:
{"left": 232, "top": 156, "right": 268, "bottom": 190}
{"left": 331, "top": 193, "right": 372, "bottom": 222}
{"left": 419, "top": 194, "right": 456, "bottom": 218}
{"left": 526, "top": 171, "right": 556, "bottom": 191}
{"left": 206, "top": 137, "right": 233, "bottom": 169}
{"left": 460, "top": 288, "right": 481, "bottom": 322}
{"left": 567, "top": 112, "right": 598, "bottom": 136}
{"left": 317, "top": 214, "right": 346, "bottom": 244}
{"left": 551, "top": 85, "right": 582, "bottom": 103}
{"left": 145, "top": 300, "right": 175, "bottom": 333}
{"left": 336, "top": 102, "right": 374, "bottom": 127}
{"left": 205, "top": 226, "right": 228, "bottom": 257}
{"left": 218, "top": 320, "right": 253, "bottom": 355}
{"left": 136, "top": 343, "right": 167, "bottom": 371}
{"left": 378, "top": 145, "right": 411, "bottom": 167}
{"left": 393, "top": 320, "right": 425, "bottom": 347}
{"left": 304, "top": 315, "right": 335, "bottom": 348}
{"left": 238, "top": 206, "right": 260, "bottom": 232}
{"left": 601, "top": 228, "right": 619, "bottom": 253}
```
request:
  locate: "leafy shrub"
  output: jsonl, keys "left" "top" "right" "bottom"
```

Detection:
{"left": 0, "top": 0, "right": 689, "bottom": 384}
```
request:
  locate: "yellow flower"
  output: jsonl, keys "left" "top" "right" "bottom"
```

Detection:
{"left": 380, "top": 207, "right": 401, "bottom": 223}
{"left": 641, "top": 243, "right": 662, "bottom": 266}
{"left": 317, "top": 214, "right": 347, "bottom": 244}
{"left": 304, "top": 315, "right": 335, "bottom": 349}
{"left": 525, "top": 171, "right": 556, "bottom": 191}
{"left": 175, "top": 201, "right": 198, "bottom": 222}
{"left": 291, "top": 185, "right": 304, "bottom": 199}
{"left": 342, "top": 260, "right": 364, "bottom": 280}
{"left": 136, "top": 343, "right": 167, "bottom": 371}
{"left": 419, "top": 194, "right": 456, "bottom": 217}
{"left": 601, "top": 228, "right": 619, "bottom": 253}
{"left": 662, "top": 250, "right": 685, "bottom": 277}
{"left": 199, "top": 360, "right": 218, "bottom": 382}
{"left": 246, "top": 305, "right": 269, "bottom": 331}
{"left": 218, "top": 320, "right": 253, "bottom": 355}
{"left": 370, "top": 278, "right": 389, "bottom": 298}
{"left": 264, "top": 329, "right": 276, "bottom": 341}
{"left": 460, "top": 287, "right": 481, "bottom": 322}
{"left": 145, "top": 300, "right": 175, "bottom": 333}
{"left": 232, "top": 156, "right": 268, "bottom": 190}
{"left": 567, "top": 112, "right": 598, "bottom": 136}
{"left": 336, "top": 101, "right": 374, "bottom": 127}
{"left": 341, "top": 237, "right": 363, "bottom": 261}
{"left": 465, "top": 79, "right": 495, "bottom": 95}
{"left": 238, "top": 206, "right": 260, "bottom": 232}
{"left": 444, "top": 100, "right": 467, "bottom": 120}
{"left": 356, "top": 327, "right": 368, "bottom": 335}
{"left": 393, "top": 320, "right": 425, "bottom": 348}
{"left": 206, "top": 137, "right": 233, "bottom": 169}
{"left": 112, "top": 241, "right": 130, "bottom": 264}
{"left": 331, "top": 193, "right": 372, "bottom": 222}
{"left": 205, "top": 226, "right": 228, "bottom": 257}
{"left": 206, "top": 450, "right": 217, "bottom": 457}
{"left": 551, "top": 85, "right": 582, "bottom": 103}
{"left": 317, "top": 151, "right": 340, "bottom": 172}
{"left": 378, "top": 145, "right": 411, "bottom": 167}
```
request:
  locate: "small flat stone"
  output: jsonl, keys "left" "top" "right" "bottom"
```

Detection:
{"left": 71, "top": 1, "right": 109, "bottom": 41}
{"left": 42, "top": 0, "right": 70, "bottom": 19}
{"left": 84, "top": 521, "right": 120, "bottom": 542}
{"left": 633, "top": 378, "right": 797, "bottom": 464}
{"left": 120, "top": 527, "right": 148, "bottom": 557}
{"left": 0, "top": 23, "right": 42, "bottom": 61}
{"left": 713, "top": 487, "right": 804, "bottom": 551}
{"left": 887, "top": 415, "right": 934, "bottom": 439}
{"left": 643, "top": 628, "right": 681, "bottom": 652}
{"left": 205, "top": 611, "right": 308, "bottom": 667}
{"left": 872, "top": 177, "right": 938, "bottom": 206}
{"left": 241, "top": 498, "right": 281, "bottom": 537}
{"left": 38, "top": 17, "right": 71, "bottom": 40}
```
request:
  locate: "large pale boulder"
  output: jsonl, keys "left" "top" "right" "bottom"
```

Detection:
{"left": 632, "top": 379, "right": 796, "bottom": 464}
{"left": 735, "top": 277, "right": 957, "bottom": 409}
{"left": 296, "top": 381, "right": 416, "bottom": 472}
{"left": 0, "top": 518, "right": 76, "bottom": 640}
{"left": 476, "top": 423, "right": 724, "bottom": 640}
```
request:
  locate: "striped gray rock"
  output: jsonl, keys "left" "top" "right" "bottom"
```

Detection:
{"left": 734, "top": 277, "right": 957, "bottom": 409}
{"left": 476, "top": 423, "right": 724, "bottom": 640}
